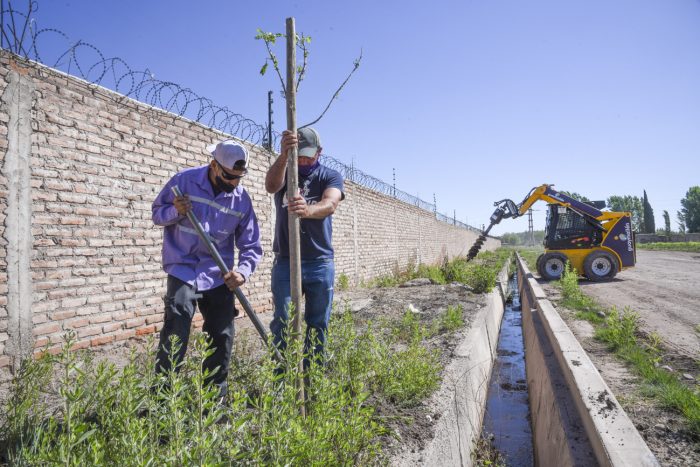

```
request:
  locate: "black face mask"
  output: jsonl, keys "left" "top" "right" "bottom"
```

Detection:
{"left": 214, "top": 175, "right": 236, "bottom": 193}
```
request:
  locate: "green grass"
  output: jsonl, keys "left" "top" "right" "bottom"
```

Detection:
{"left": 369, "top": 248, "right": 511, "bottom": 294}
{"left": 368, "top": 274, "right": 401, "bottom": 288}
{"left": 558, "top": 263, "right": 605, "bottom": 322}
{"left": 1, "top": 307, "right": 447, "bottom": 465}
{"left": 595, "top": 308, "right": 700, "bottom": 435}
{"left": 440, "top": 305, "right": 465, "bottom": 333}
{"left": 637, "top": 242, "right": 700, "bottom": 252}
{"left": 393, "top": 308, "right": 426, "bottom": 344}
{"left": 514, "top": 247, "right": 543, "bottom": 271}
{"left": 415, "top": 264, "right": 447, "bottom": 285}
{"left": 442, "top": 249, "right": 511, "bottom": 294}
{"left": 336, "top": 273, "right": 350, "bottom": 291}
{"left": 554, "top": 269, "right": 700, "bottom": 435}
{"left": 373, "top": 337, "right": 440, "bottom": 406}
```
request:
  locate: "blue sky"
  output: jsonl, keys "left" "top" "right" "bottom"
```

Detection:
{"left": 26, "top": 0, "right": 700, "bottom": 234}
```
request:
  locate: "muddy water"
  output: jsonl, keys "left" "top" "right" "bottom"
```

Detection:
{"left": 481, "top": 274, "right": 534, "bottom": 466}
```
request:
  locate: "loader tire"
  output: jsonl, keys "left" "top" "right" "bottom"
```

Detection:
{"left": 539, "top": 252, "right": 568, "bottom": 281}
{"left": 535, "top": 254, "right": 545, "bottom": 277}
{"left": 583, "top": 250, "right": 618, "bottom": 282}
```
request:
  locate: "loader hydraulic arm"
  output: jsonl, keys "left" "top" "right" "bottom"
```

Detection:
{"left": 466, "top": 184, "right": 613, "bottom": 261}
{"left": 515, "top": 184, "right": 608, "bottom": 220}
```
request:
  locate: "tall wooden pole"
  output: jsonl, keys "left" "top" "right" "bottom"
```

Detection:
{"left": 285, "top": 17, "right": 305, "bottom": 415}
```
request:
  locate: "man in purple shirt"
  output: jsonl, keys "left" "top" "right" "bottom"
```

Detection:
{"left": 152, "top": 139, "right": 262, "bottom": 397}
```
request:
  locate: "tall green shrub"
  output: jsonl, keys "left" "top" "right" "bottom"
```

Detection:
{"left": 663, "top": 210, "right": 671, "bottom": 237}
{"left": 680, "top": 186, "right": 700, "bottom": 233}
{"left": 642, "top": 190, "right": 655, "bottom": 234}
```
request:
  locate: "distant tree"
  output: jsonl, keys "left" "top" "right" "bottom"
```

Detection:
{"left": 642, "top": 190, "right": 655, "bottom": 233}
{"left": 501, "top": 233, "right": 520, "bottom": 245}
{"left": 663, "top": 210, "right": 671, "bottom": 237}
{"left": 501, "top": 231, "right": 545, "bottom": 246}
{"left": 680, "top": 186, "right": 700, "bottom": 233}
{"left": 607, "top": 195, "right": 644, "bottom": 232}
{"left": 677, "top": 211, "right": 686, "bottom": 234}
{"left": 560, "top": 191, "right": 591, "bottom": 203}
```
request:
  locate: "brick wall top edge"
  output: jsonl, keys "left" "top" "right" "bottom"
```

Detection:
{"left": 2, "top": 50, "right": 275, "bottom": 156}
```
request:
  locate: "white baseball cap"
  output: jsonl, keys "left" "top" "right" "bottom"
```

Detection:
{"left": 206, "top": 140, "right": 249, "bottom": 170}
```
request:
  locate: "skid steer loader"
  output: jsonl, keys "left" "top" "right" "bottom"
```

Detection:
{"left": 467, "top": 184, "right": 636, "bottom": 281}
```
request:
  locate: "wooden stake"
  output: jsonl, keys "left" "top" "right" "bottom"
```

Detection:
{"left": 285, "top": 17, "right": 305, "bottom": 416}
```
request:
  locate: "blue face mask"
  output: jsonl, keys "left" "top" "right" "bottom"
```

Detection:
{"left": 298, "top": 159, "right": 319, "bottom": 177}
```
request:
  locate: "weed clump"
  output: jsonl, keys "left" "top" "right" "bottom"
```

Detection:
{"left": 370, "top": 248, "right": 510, "bottom": 294}
{"left": 336, "top": 273, "right": 350, "bottom": 291}
{"left": 558, "top": 263, "right": 604, "bottom": 321}
{"left": 440, "top": 305, "right": 465, "bottom": 333}
{"left": 393, "top": 309, "right": 425, "bottom": 344}
{"left": 443, "top": 257, "right": 500, "bottom": 294}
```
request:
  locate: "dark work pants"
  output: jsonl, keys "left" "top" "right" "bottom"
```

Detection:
{"left": 155, "top": 275, "right": 235, "bottom": 397}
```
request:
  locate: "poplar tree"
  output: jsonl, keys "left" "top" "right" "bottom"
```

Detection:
{"left": 642, "top": 190, "right": 655, "bottom": 234}
{"left": 677, "top": 211, "right": 686, "bottom": 233}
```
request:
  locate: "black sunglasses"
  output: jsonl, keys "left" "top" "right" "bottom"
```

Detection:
{"left": 217, "top": 160, "right": 247, "bottom": 180}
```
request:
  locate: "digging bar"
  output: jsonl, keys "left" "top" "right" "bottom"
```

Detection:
{"left": 171, "top": 186, "right": 282, "bottom": 362}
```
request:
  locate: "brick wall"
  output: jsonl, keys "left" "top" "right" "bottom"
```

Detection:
{"left": 0, "top": 52, "right": 498, "bottom": 373}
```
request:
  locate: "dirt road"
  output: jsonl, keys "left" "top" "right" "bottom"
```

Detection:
{"left": 578, "top": 250, "right": 700, "bottom": 360}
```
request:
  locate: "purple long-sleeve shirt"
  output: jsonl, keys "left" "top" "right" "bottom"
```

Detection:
{"left": 152, "top": 165, "right": 262, "bottom": 291}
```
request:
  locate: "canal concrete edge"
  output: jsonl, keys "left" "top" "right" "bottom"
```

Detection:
{"left": 516, "top": 253, "right": 659, "bottom": 467}
{"left": 392, "top": 260, "right": 510, "bottom": 466}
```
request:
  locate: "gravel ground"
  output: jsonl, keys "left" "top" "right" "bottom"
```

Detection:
{"left": 578, "top": 249, "right": 700, "bottom": 360}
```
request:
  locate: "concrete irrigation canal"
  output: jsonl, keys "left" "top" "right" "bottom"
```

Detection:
{"left": 481, "top": 274, "right": 533, "bottom": 465}
{"left": 397, "top": 255, "right": 659, "bottom": 466}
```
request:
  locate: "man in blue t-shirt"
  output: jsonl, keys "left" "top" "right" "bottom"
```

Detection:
{"left": 265, "top": 127, "right": 344, "bottom": 362}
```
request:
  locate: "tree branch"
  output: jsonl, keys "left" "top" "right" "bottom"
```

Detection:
{"left": 295, "top": 33, "right": 310, "bottom": 92}
{"left": 299, "top": 49, "right": 362, "bottom": 129}
{"left": 255, "top": 29, "right": 286, "bottom": 96}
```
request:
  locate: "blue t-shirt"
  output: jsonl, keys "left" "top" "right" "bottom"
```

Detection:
{"left": 273, "top": 164, "right": 344, "bottom": 259}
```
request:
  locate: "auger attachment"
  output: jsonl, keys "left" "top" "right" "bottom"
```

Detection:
{"left": 466, "top": 198, "right": 519, "bottom": 261}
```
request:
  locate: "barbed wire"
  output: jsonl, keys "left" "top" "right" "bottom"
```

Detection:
{"left": 320, "top": 153, "right": 482, "bottom": 232}
{"left": 1, "top": 0, "right": 482, "bottom": 233}
{"left": 0, "top": 0, "right": 270, "bottom": 145}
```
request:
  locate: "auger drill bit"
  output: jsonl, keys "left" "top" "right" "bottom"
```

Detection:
{"left": 466, "top": 226, "right": 494, "bottom": 261}
{"left": 466, "top": 198, "right": 519, "bottom": 262}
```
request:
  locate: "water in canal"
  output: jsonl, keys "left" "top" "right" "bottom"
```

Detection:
{"left": 481, "top": 273, "right": 534, "bottom": 466}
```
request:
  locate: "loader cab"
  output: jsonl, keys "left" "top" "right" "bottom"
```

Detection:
{"left": 544, "top": 205, "right": 603, "bottom": 250}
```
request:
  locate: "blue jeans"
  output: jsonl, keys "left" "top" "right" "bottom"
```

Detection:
{"left": 270, "top": 257, "right": 335, "bottom": 360}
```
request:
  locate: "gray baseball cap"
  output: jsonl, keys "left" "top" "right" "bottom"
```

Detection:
{"left": 206, "top": 139, "right": 249, "bottom": 170}
{"left": 298, "top": 127, "right": 321, "bottom": 158}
